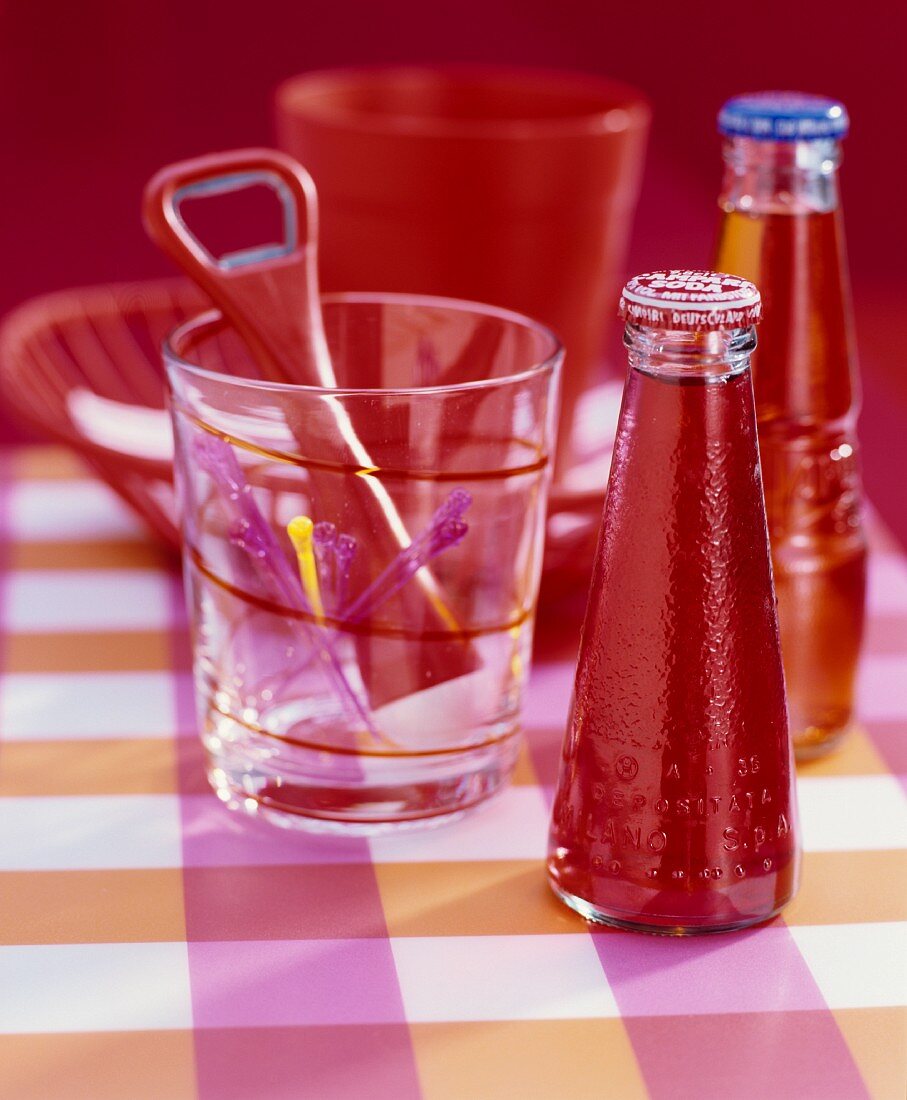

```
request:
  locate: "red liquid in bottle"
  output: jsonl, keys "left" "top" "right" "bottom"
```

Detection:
{"left": 548, "top": 358, "right": 799, "bottom": 933}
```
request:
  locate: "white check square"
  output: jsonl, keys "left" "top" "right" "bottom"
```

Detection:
{"left": 857, "top": 656, "right": 907, "bottom": 722}
{"left": 797, "top": 776, "right": 907, "bottom": 852}
{"left": 867, "top": 553, "right": 907, "bottom": 615}
{"left": 5, "top": 570, "right": 174, "bottom": 632}
{"left": 0, "top": 795, "right": 182, "bottom": 870}
{"left": 790, "top": 923, "right": 907, "bottom": 1009}
{"left": 391, "top": 935, "right": 618, "bottom": 1021}
{"left": 0, "top": 942, "right": 192, "bottom": 1032}
{"left": 522, "top": 662, "right": 575, "bottom": 730}
{"left": 368, "top": 786, "right": 550, "bottom": 864}
{"left": 8, "top": 480, "right": 143, "bottom": 541}
{"left": 0, "top": 671, "right": 178, "bottom": 739}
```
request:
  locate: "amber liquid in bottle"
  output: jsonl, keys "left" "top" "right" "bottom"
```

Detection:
{"left": 548, "top": 327, "right": 799, "bottom": 934}
{"left": 715, "top": 146, "right": 867, "bottom": 759}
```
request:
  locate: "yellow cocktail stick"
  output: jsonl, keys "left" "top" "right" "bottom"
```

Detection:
{"left": 287, "top": 516, "right": 325, "bottom": 622}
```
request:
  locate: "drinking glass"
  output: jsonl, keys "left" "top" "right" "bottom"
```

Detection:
{"left": 166, "top": 293, "right": 561, "bottom": 833}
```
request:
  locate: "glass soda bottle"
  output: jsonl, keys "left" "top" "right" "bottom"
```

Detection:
{"left": 714, "top": 93, "right": 867, "bottom": 760}
{"left": 547, "top": 270, "right": 800, "bottom": 934}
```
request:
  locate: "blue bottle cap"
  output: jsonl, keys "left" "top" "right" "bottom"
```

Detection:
{"left": 718, "top": 92, "right": 849, "bottom": 141}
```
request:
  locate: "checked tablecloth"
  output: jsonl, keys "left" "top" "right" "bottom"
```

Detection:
{"left": 0, "top": 447, "right": 904, "bottom": 1100}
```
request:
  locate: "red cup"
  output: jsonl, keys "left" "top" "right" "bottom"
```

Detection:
{"left": 275, "top": 65, "right": 650, "bottom": 485}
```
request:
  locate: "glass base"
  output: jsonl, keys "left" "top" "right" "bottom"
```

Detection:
{"left": 204, "top": 725, "right": 521, "bottom": 836}
{"left": 548, "top": 878, "right": 789, "bottom": 936}
{"left": 794, "top": 722, "right": 854, "bottom": 762}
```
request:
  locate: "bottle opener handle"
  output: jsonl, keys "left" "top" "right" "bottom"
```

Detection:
{"left": 142, "top": 148, "right": 330, "bottom": 385}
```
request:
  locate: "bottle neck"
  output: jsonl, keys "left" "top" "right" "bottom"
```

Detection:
{"left": 624, "top": 324, "right": 756, "bottom": 382}
{"left": 720, "top": 136, "right": 842, "bottom": 215}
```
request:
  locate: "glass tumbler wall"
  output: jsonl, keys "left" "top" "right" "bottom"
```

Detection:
{"left": 714, "top": 94, "right": 867, "bottom": 759}
{"left": 166, "top": 294, "right": 562, "bottom": 832}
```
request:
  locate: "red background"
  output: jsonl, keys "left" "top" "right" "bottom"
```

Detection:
{"left": 1, "top": 0, "right": 904, "bottom": 540}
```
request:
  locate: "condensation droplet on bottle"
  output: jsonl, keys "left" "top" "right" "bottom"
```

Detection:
{"left": 734, "top": 864, "right": 746, "bottom": 878}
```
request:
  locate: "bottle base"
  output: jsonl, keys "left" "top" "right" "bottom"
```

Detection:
{"left": 794, "top": 722, "right": 857, "bottom": 762}
{"left": 548, "top": 878, "right": 791, "bottom": 936}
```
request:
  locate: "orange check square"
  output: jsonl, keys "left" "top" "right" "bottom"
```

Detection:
{"left": 796, "top": 726, "right": 890, "bottom": 778}
{"left": 0, "top": 869, "right": 186, "bottom": 944}
{"left": 375, "top": 860, "right": 590, "bottom": 937}
{"left": 4, "top": 630, "right": 172, "bottom": 673}
{"left": 10, "top": 539, "right": 171, "bottom": 570}
{"left": 409, "top": 1019, "right": 646, "bottom": 1100}
{"left": 0, "top": 739, "right": 179, "bottom": 797}
{"left": 11, "top": 448, "right": 89, "bottom": 481}
{"left": 833, "top": 1007, "right": 907, "bottom": 1100}
{"left": 0, "top": 1031, "right": 196, "bottom": 1100}
{"left": 510, "top": 739, "right": 540, "bottom": 785}
{"left": 784, "top": 850, "right": 907, "bottom": 926}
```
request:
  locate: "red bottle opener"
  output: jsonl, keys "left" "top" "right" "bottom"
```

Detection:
{"left": 142, "top": 148, "right": 331, "bottom": 386}
{"left": 143, "top": 148, "right": 479, "bottom": 711}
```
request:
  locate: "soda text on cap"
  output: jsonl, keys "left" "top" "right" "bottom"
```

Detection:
{"left": 619, "top": 270, "right": 762, "bottom": 331}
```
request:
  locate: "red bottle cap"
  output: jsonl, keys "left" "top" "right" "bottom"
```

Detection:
{"left": 619, "top": 270, "right": 762, "bottom": 331}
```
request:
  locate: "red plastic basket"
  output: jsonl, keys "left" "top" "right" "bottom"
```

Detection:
{"left": 0, "top": 278, "right": 207, "bottom": 548}
{"left": 0, "top": 276, "right": 607, "bottom": 585}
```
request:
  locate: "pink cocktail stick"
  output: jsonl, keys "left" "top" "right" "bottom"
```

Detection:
{"left": 194, "top": 433, "right": 378, "bottom": 737}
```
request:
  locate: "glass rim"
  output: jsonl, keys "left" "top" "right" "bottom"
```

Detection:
{"left": 164, "top": 290, "right": 564, "bottom": 397}
{"left": 275, "top": 64, "right": 650, "bottom": 140}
